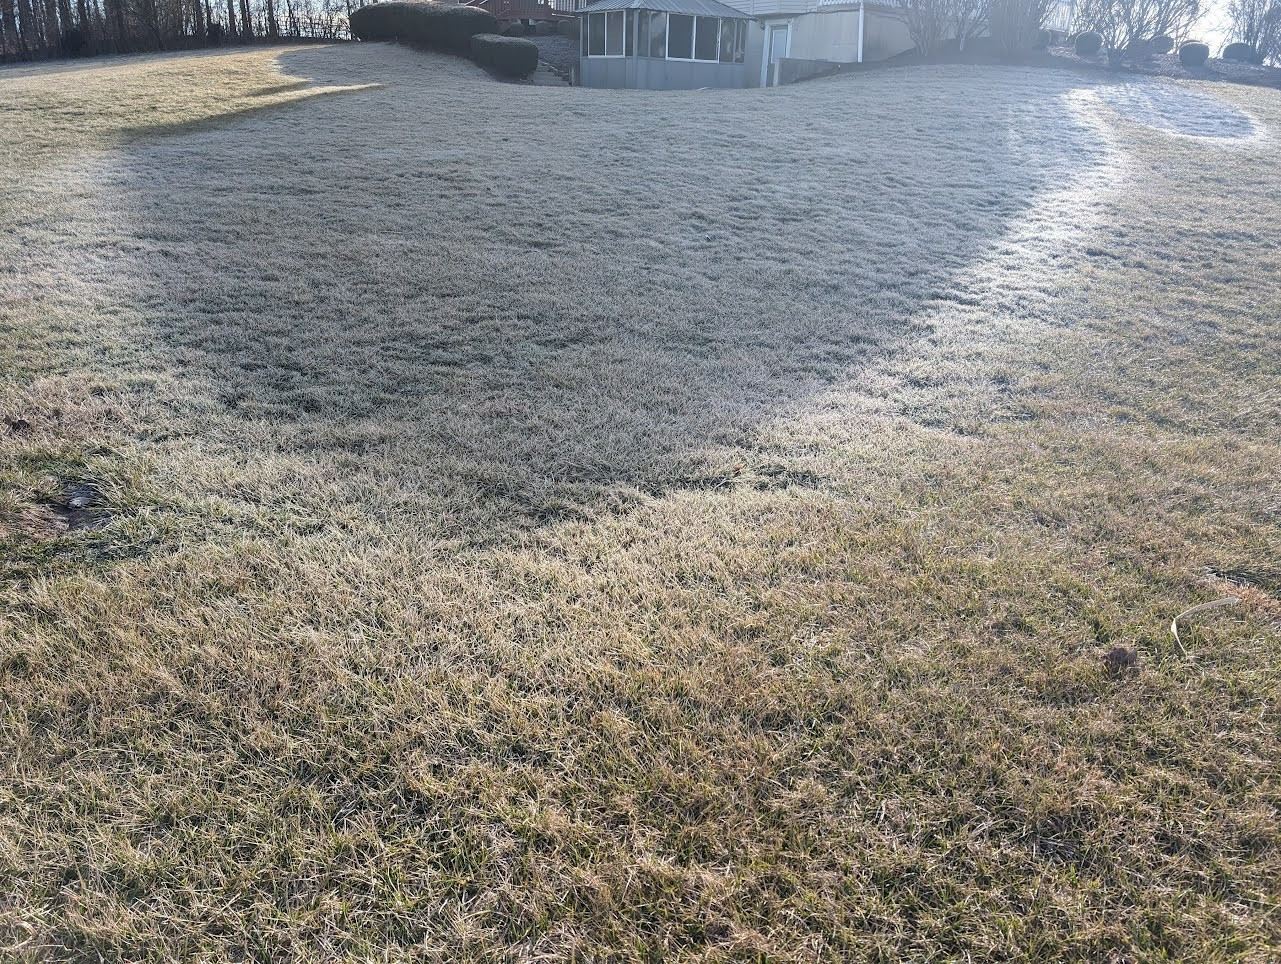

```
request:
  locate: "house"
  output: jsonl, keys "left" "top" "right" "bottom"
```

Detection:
{"left": 574, "top": 0, "right": 1077, "bottom": 89}
{"left": 574, "top": 0, "right": 913, "bottom": 88}
{"left": 732, "top": 0, "right": 915, "bottom": 86}
{"left": 575, "top": 0, "right": 757, "bottom": 89}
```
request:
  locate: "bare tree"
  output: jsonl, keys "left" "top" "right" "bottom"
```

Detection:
{"left": 1075, "top": 0, "right": 1202, "bottom": 64}
{"left": 1, "top": 0, "right": 23, "bottom": 56}
{"left": 15, "top": 0, "right": 36, "bottom": 53}
{"left": 950, "top": 0, "right": 992, "bottom": 48}
{"left": 0, "top": 0, "right": 356, "bottom": 61}
{"left": 903, "top": 0, "right": 953, "bottom": 55}
{"left": 988, "top": 0, "right": 1053, "bottom": 52}
{"left": 104, "top": 0, "right": 128, "bottom": 49}
{"left": 904, "top": 0, "right": 993, "bottom": 55}
{"left": 130, "top": 0, "right": 162, "bottom": 46}
{"left": 1227, "top": 0, "right": 1281, "bottom": 62}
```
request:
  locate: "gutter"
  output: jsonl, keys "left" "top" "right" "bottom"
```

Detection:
{"left": 857, "top": 0, "right": 864, "bottom": 63}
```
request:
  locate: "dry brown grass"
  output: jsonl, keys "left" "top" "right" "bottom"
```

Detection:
{"left": 1, "top": 43, "right": 1279, "bottom": 960}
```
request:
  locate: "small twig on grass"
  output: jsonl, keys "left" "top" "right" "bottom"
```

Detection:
{"left": 1171, "top": 597, "right": 1240, "bottom": 657}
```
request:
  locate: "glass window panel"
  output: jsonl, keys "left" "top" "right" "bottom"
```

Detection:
{"left": 606, "top": 10, "right": 624, "bottom": 55}
{"left": 589, "top": 13, "right": 604, "bottom": 56}
{"left": 719, "top": 18, "right": 734, "bottom": 62}
{"left": 648, "top": 11, "right": 667, "bottom": 57}
{"left": 694, "top": 16, "right": 718, "bottom": 60}
{"left": 728, "top": 20, "right": 743, "bottom": 63}
{"left": 625, "top": 10, "right": 634, "bottom": 54}
{"left": 636, "top": 9, "right": 649, "bottom": 56}
{"left": 668, "top": 14, "right": 693, "bottom": 58}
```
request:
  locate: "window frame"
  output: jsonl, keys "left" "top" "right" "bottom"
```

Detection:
{"left": 661, "top": 11, "right": 734, "bottom": 63}
{"left": 692, "top": 15, "right": 719, "bottom": 61}
{"left": 585, "top": 9, "right": 627, "bottom": 58}
{"left": 665, "top": 13, "right": 694, "bottom": 60}
{"left": 584, "top": 9, "right": 745, "bottom": 64}
{"left": 637, "top": 9, "right": 667, "bottom": 58}
{"left": 605, "top": 9, "right": 625, "bottom": 55}
{"left": 718, "top": 17, "right": 746, "bottom": 64}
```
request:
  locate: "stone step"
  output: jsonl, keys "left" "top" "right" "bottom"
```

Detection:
{"left": 530, "top": 63, "right": 570, "bottom": 86}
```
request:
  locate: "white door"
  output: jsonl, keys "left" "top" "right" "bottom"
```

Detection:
{"left": 761, "top": 23, "right": 790, "bottom": 87}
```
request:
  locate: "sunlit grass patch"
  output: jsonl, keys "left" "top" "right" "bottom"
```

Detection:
{"left": 0, "top": 46, "right": 374, "bottom": 166}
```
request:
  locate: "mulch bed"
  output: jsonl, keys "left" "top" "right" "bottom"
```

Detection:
{"left": 1050, "top": 47, "right": 1281, "bottom": 87}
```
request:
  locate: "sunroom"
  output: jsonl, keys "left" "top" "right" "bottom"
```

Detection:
{"left": 577, "top": 0, "right": 756, "bottom": 90}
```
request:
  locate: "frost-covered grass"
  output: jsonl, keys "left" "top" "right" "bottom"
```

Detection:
{"left": 1, "top": 43, "right": 1279, "bottom": 960}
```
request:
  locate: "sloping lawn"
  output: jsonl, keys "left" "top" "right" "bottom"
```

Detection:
{"left": 1, "top": 43, "right": 1278, "bottom": 960}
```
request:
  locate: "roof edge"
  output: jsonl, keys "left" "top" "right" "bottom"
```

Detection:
{"left": 578, "top": 0, "right": 756, "bottom": 19}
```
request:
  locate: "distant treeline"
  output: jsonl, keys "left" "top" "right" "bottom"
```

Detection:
{"left": 0, "top": 0, "right": 361, "bottom": 61}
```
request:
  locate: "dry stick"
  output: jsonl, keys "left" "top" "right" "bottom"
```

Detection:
{"left": 1170, "top": 597, "right": 1240, "bottom": 657}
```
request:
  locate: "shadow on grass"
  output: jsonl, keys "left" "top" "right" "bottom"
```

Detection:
{"left": 83, "top": 45, "right": 1113, "bottom": 536}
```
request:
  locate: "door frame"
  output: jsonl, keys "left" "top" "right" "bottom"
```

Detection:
{"left": 760, "top": 20, "right": 792, "bottom": 87}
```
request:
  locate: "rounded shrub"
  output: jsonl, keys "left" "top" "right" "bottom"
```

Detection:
{"left": 433, "top": 6, "right": 499, "bottom": 49}
{"left": 556, "top": 19, "right": 576, "bottom": 37}
{"left": 349, "top": 2, "right": 400, "bottom": 40}
{"left": 1222, "top": 41, "right": 1255, "bottom": 62}
{"left": 207, "top": 21, "right": 226, "bottom": 44}
{"left": 351, "top": 1, "right": 498, "bottom": 52}
{"left": 1074, "top": 31, "right": 1103, "bottom": 57}
{"left": 469, "top": 32, "right": 539, "bottom": 77}
{"left": 1179, "top": 41, "right": 1210, "bottom": 67}
{"left": 1150, "top": 34, "right": 1173, "bottom": 54}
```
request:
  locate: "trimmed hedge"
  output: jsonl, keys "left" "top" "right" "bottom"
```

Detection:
{"left": 469, "top": 32, "right": 539, "bottom": 78}
{"left": 1222, "top": 41, "right": 1255, "bottom": 62}
{"left": 1074, "top": 31, "right": 1102, "bottom": 57}
{"left": 1151, "top": 34, "right": 1174, "bottom": 54}
{"left": 1179, "top": 41, "right": 1209, "bottom": 68}
{"left": 350, "top": 1, "right": 498, "bottom": 52}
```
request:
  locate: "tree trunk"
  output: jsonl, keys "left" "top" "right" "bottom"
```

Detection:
{"left": 134, "top": 0, "right": 161, "bottom": 48}
{"left": 103, "top": 0, "right": 125, "bottom": 49}
{"left": 16, "top": 0, "right": 36, "bottom": 54}
{"left": 45, "top": 0, "right": 62, "bottom": 50}
{"left": 56, "top": 0, "right": 72, "bottom": 40}
{"left": 1, "top": 0, "right": 22, "bottom": 58}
